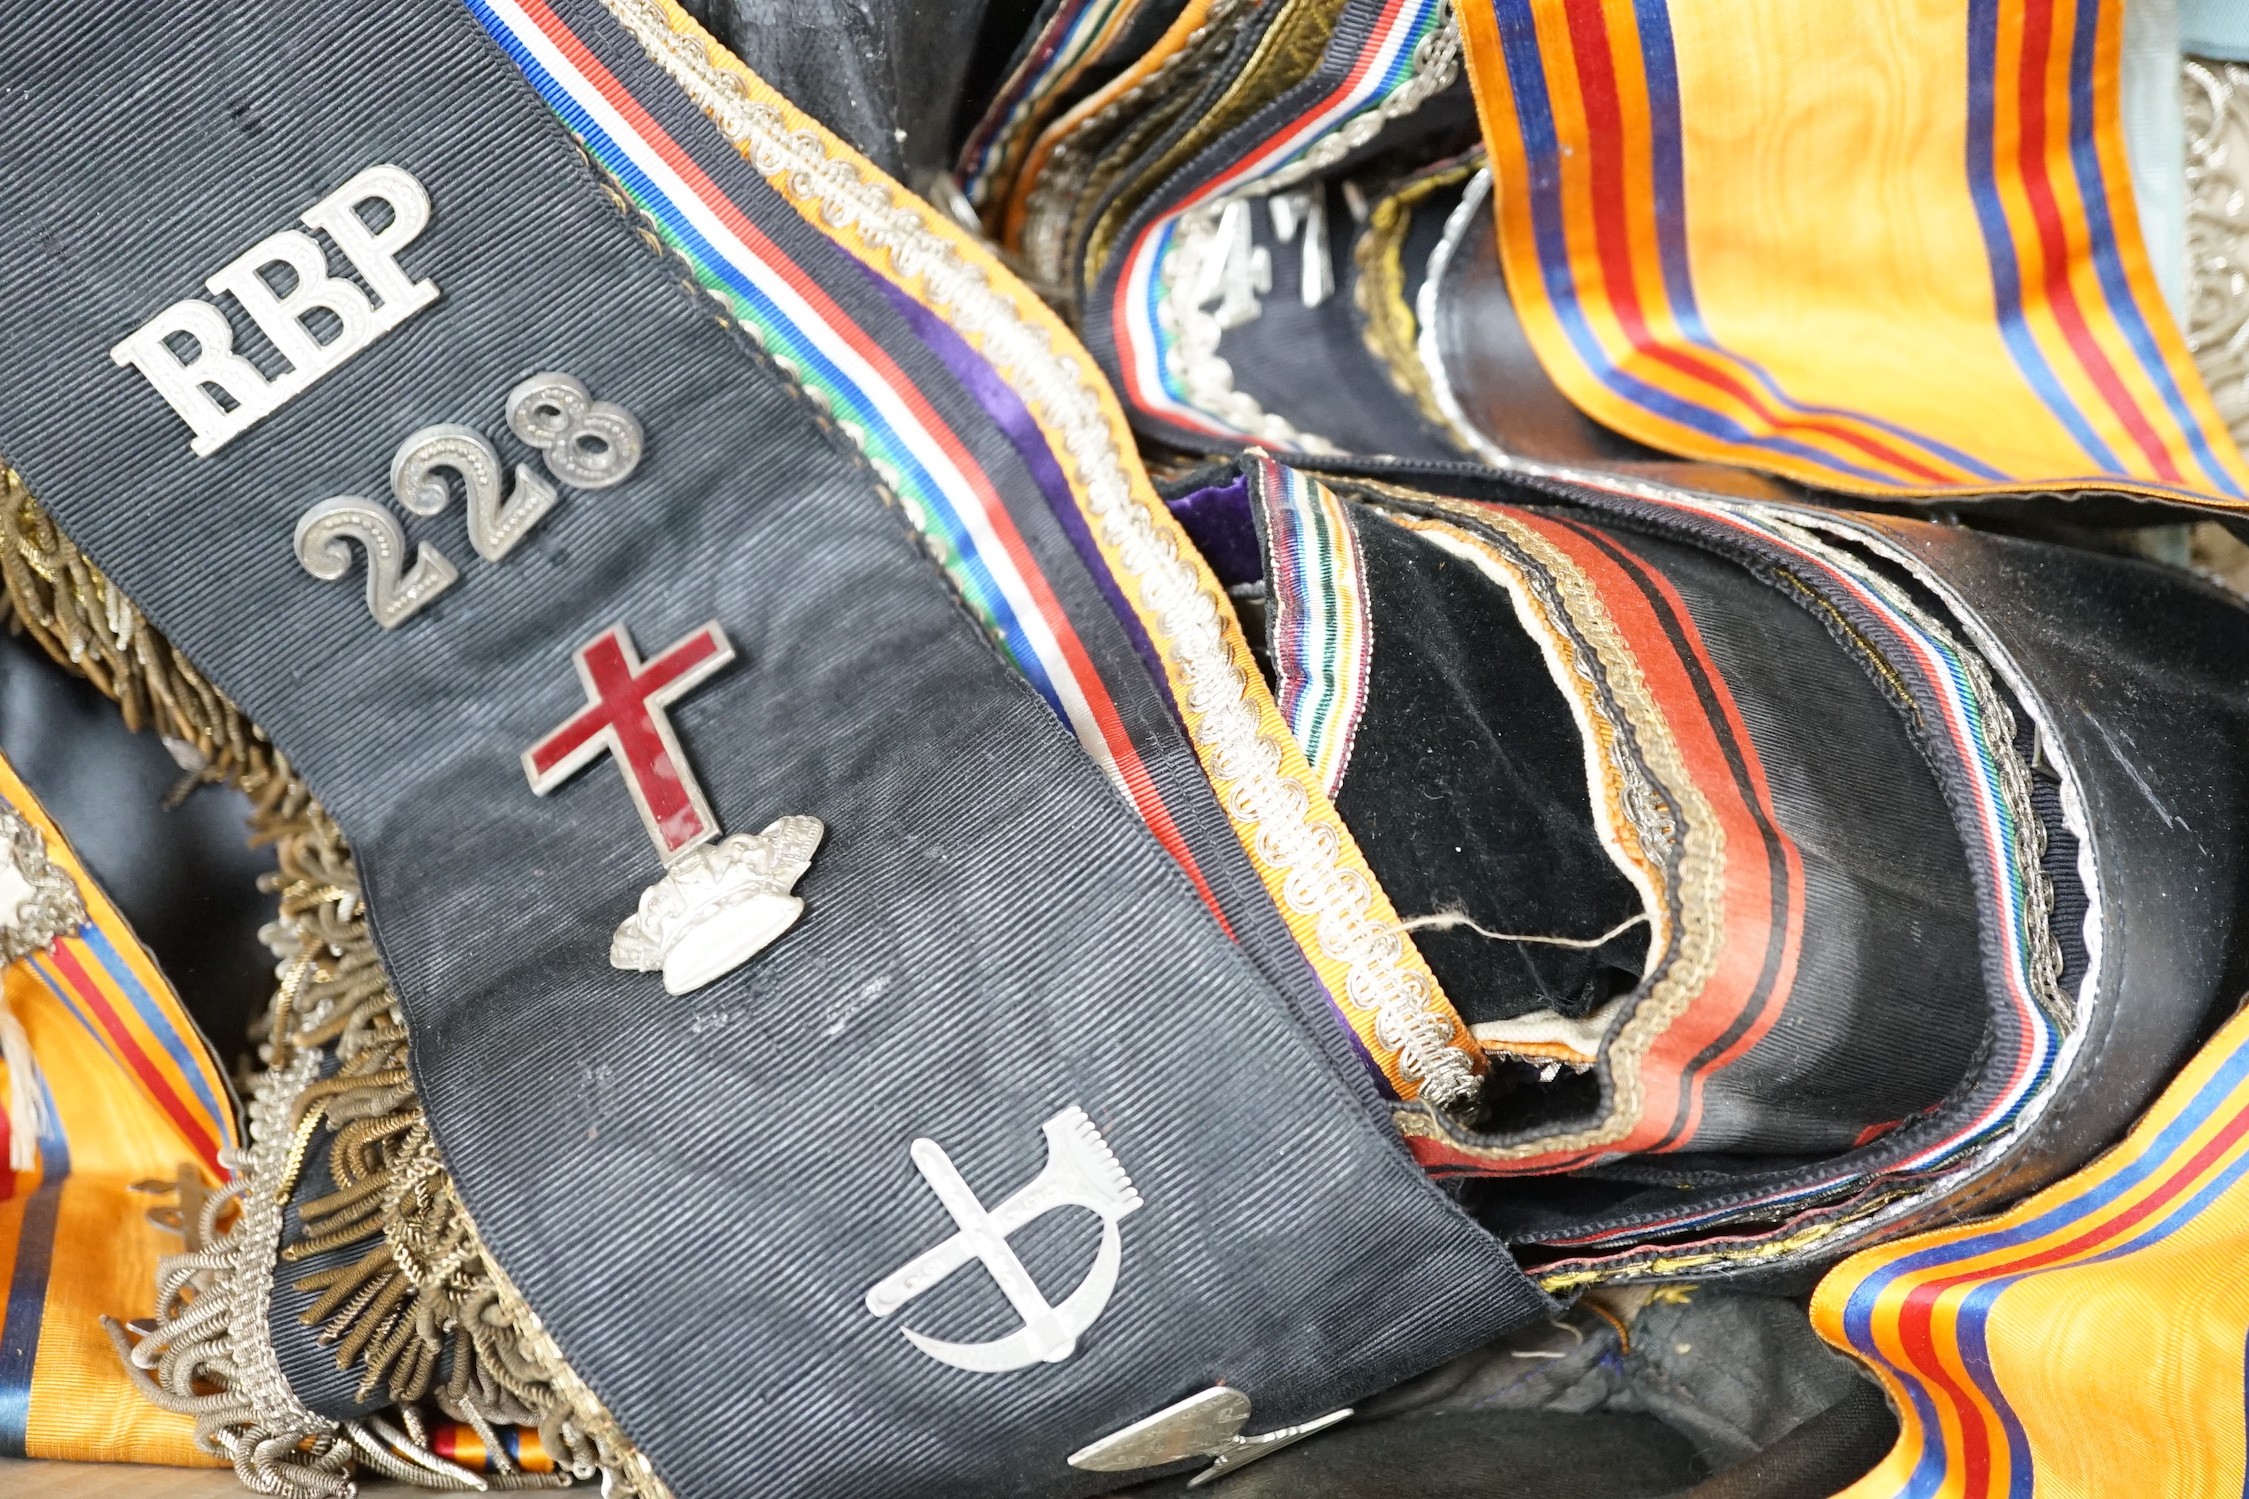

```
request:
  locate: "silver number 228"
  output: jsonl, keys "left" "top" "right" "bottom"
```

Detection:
{"left": 293, "top": 371, "right": 643, "bottom": 628}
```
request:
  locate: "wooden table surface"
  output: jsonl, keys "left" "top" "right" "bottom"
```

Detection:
{"left": 0, "top": 1459, "right": 402, "bottom": 1496}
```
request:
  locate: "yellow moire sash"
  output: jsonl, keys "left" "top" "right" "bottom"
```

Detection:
{"left": 0, "top": 752, "right": 237, "bottom": 1465}
{"left": 1815, "top": 993, "right": 2249, "bottom": 1497}
{"left": 1458, "top": 0, "right": 2249, "bottom": 507}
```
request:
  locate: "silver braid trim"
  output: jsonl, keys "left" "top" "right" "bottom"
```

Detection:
{"left": 1154, "top": 13, "right": 1463, "bottom": 454}
{"left": 602, "top": 0, "right": 1479, "bottom": 1106}
{"left": 109, "top": 1051, "right": 355, "bottom": 1499}
{"left": 2186, "top": 57, "right": 2249, "bottom": 455}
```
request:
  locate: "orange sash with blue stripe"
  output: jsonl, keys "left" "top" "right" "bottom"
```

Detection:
{"left": 1814, "top": 996, "right": 2249, "bottom": 1496}
{"left": 0, "top": 751, "right": 235, "bottom": 1465}
{"left": 1457, "top": 0, "right": 2249, "bottom": 506}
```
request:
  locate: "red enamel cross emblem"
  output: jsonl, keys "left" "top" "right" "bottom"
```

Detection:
{"left": 521, "top": 621, "right": 736, "bottom": 860}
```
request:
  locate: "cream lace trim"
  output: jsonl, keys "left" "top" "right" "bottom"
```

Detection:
{"left": 1382, "top": 502, "right": 1725, "bottom": 1165}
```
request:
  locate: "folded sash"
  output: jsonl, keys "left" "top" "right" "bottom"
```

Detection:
{"left": 0, "top": 4, "right": 1547, "bottom": 1493}
{"left": 987, "top": 0, "right": 2249, "bottom": 514}
{"left": 5, "top": 5, "right": 2248, "bottom": 1493}
{"left": 1453, "top": 0, "right": 2249, "bottom": 506}
{"left": 1168, "top": 451, "right": 2249, "bottom": 1287}
{"left": 1813, "top": 985, "right": 2249, "bottom": 1498}
{"left": 0, "top": 749, "right": 236, "bottom": 1466}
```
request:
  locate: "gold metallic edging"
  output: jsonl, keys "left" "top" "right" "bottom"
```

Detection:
{"left": 1143, "top": 10, "right": 1465, "bottom": 455}
{"left": 1084, "top": 0, "right": 1351, "bottom": 281}
{"left": 1352, "top": 153, "right": 1482, "bottom": 438}
{"left": 608, "top": 0, "right": 1485, "bottom": 1105}
{"left": 1377, "top": 501, "right": 1724, "bottom": 1165}
{"left": 3, "top": 488, "right": 645, "bottom": 1497}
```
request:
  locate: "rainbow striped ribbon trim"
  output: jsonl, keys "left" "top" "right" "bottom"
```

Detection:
{"left": 467, "top": 0, "right": 1240, "bottom": 923}
{"left": 1458, "top": 0, "right": 2249, "bottom": 503}
{"left": 957, "top": 0, "right": 1152, "bottom": 211}
{"left": 1250, "top": 456, "right": 1371, "bottom": 797}
{"left": 1815, "top": 1000, "right": 2249, "bottom": 1498}
{"left": 1111, "top": 0, "right": 1451, "bottom": 439}
{"left": 474, "top": 0, "right": 1495, "bottom": 1104}
{"left": 431, "top": 1419, "right": 558, "bottom": 1475}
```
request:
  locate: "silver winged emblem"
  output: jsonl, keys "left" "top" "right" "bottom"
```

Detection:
{"left": 0, "top": 801, "right": 84, "bottom": 964}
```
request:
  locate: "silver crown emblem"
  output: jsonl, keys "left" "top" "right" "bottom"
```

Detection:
{"left": 609, "top": 815, "right": 824, "bottom": 995}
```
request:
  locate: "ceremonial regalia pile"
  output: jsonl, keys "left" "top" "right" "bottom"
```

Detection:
{"left": 0, "top": 3, "right": 2246, "bottom": 1498}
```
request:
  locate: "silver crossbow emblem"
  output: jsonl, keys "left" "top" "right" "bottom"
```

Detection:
{"left": 864, "top": 1106, "right": 1142, "bottom": 1373}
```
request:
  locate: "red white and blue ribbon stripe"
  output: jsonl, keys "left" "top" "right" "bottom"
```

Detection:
{"left": 466, "top": 0, "right": 1234, "bottom": 916}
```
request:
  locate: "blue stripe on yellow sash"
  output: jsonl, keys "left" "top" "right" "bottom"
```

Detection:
{"left": 958, "top": 0, "right": 1151, "bottom": 212}
{"left": 0, "top": 753, "right": 233, "bottom": 1466}
{"left": 0, "top": 1067, "right": 66, "bottom": 1455}
{"left": 1457, "top": 0, "right": 2249, "bottom": 506}
{"left": 1816, "top": 1001, "right": 2249, "bottom": 1497}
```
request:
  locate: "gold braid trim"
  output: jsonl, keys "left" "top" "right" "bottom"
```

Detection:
{"left": 1351, "top": 153, "right": 1481, "bottom": 439}
{"left": 2, "top": 478, "right": 654, "bottom": 1497}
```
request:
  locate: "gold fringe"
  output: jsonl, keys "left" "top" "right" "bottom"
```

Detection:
{"left": 1, "top": 475, "right": 654, "bottom": 1496}
{"left": 0, "top": 471, "right": 283, "bottom": 797}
